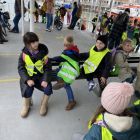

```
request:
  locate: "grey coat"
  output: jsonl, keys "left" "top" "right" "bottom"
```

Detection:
{"left": 114, "top": 50, "right": 134, "bottom": 81}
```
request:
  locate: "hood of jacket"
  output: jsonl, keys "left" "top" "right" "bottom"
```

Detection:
{"left": 104, "top": 112, "right": 140, "bottom": 139}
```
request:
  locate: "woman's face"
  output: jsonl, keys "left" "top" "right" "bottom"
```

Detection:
{"left": 29, "top": 41, "right": 39, "bottom": 51}
{"left": 123, "top": 43, "right": 133, "bottom": 53}
{"left": 96, "top": 40, "right": 105, "bottom": 50}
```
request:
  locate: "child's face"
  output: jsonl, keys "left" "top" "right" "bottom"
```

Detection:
{"left": 96, "top": 40, "right": 105, "bottom": 50}
{"left": 122, "top": 43, "right": 133, "bottom": 53}
{"left": 29, "top": 41, "right": 39, "bottom": 51}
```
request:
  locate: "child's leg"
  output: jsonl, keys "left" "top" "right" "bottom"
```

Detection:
{"left": 97, "top": 77, "right": 107, "bottom": 92}
{"left": 35, "top": 81, "right": 52, "bottom": 116}
{"left": 81, "top": 67, "right": 97, "bottom": 91}
{"left": 20, "top": 80, "right": 34, "bottom": 118}
{"left": 64, "top": 84, "right": 76, "bottom": 111}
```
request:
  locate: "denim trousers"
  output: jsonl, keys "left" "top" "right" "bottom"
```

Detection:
{"left": 46, "top": 13, "right": 53, "bottom": 29}
{"left": 13, "top": 13, "right": 21, "bottom": 32}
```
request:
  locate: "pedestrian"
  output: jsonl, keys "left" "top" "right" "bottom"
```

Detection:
{"left": 10, "top": 0, "right": 26, "bottom": 33}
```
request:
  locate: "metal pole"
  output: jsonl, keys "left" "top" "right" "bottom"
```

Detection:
{"left": 93, "top": 0, "right": 102, "bottom": 38}
{"left": 21, "top": 0, "right": 24, "bottom": 36}
{"left": 109, "top": 0, "right": 114, "bottom": 16}
{"left": 30, "top": 0, "right": 34, "bottom": 32}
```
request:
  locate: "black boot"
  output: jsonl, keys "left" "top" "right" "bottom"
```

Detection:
{"left": 0, "top": 40, "right": 3, "bottom": 44}
{"left": 2, "top": 39, "right": 8, "bottom": 42}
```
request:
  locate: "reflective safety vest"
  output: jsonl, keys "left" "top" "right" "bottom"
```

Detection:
{"left": 88, "top": 114, "right": 113, "bottom": 140}
{"left": 83, "top": 46, "right": 110, "bottom": 74}
{"left": 134, "top": 99, "right": 140, "bottom": 106}
{"left": 57, "top": 54, "right": 80, "bottom": 84}
{"left": 22, "top": 53, "right": 48, "bottom": 77}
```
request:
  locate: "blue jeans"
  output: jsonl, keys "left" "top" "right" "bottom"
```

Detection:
{"left": 54, "top": 69, "right": 75, "bottom": 102}
{"left": 46, "top": 13, "right": 53, "bottom": 29}
{"left": 64, "top": 84, "right": 75, "bottom": 102}
{"left": 12, "top": 13, "right": 21, "bottom": 32}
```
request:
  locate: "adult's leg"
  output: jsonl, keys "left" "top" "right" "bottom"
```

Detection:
{"left": 12, "top": 13, "right": 21, "bottom": 32}
{"left": 46, "top": 13, "right": 51, "bottom": 29}
{"left": 50, "top": 14, "right": 53, "bottom": 27}
{"left": 70, "top": 16, "right": 79, "bottom": 29}
{"left": 108, "top": 37, "right": 115, "bottom": 50}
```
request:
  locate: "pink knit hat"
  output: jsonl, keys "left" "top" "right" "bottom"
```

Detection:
{"left": 101, "top": 82, "right": 134, "bottom": 115}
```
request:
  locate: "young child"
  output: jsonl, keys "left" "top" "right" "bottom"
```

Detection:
{"left": 113, "top": 39, "right": 135, "bottom": 83}
{"left": 51, "top": 35, "right": 80, "bottom": 110}
{"left": 83, "top": 82, "right": 140, "bottom": 140}
{"left": 82, "top": 35, "right": 112, "bottom": 92}
{"left": 18, "top": 32, "right": 52, "bottom": 118}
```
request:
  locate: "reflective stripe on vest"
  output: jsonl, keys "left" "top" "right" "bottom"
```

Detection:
{"left": 88, "top": 114, "right": 113, "bottom": 140}
{"left": 57, "top": 54, "right": 80, "bottom": 84}
{"left": 22, "top": 53, "right": 48, "bottom": 76}
{"left": 83, "top": 46, "right": 110, "bottom": 74}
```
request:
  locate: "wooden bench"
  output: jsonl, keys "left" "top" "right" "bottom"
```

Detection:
{"left": 50, "top": 53, "right": 140, "bottom": 82}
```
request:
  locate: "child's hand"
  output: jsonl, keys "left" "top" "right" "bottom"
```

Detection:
{"left": 27, "top": 80, "right": 35, "bottom": 87}
{"left": 41, "top": 81, "right": 48, "bottom": 88}
{"left": 100, "top": 77, "right": 106, "bottom": 85}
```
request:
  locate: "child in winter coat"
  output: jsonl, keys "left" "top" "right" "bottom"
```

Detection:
{"left": 73, "top": 82, "right": 140, "bottom": 140}
{"left": 82, "top": 35, "right": 112, "bottom": 92}
{"left": 113, "top": 39, "right": 135, "bottom": 83}
{"left": 18, "top": 32, "right": 52, "bottom": 118}
{"left": 51, "top": 35, "right": 80, "bottom": 110}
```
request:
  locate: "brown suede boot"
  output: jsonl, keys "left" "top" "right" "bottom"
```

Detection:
{"left": 20, "top": 98, "right": 31, "bottom": 118}
{"left": 52, "top": 79, "right": 65, "bottom": 90}
{"left": 65, "top": 100, "right": 76, "bottom": 111}
{"left": 40, "top": 95, "right": 49, "bottom": 116}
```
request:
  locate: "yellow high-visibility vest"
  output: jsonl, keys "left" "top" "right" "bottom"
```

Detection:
{"left": 58, "top": 54, "right": 80, "bottom": 84}
{"left": 88, "top": 114, "right": 113, "bottom": 140}
{"left": 22, "top": 53, "right": 48, "bottom": 77}
{"left": 83, "top": 46, "right": 109, "bottom": 74}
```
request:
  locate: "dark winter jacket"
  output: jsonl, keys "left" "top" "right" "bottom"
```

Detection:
{"left": 18, "top": 43, "right": 52, "bottom": 83}
{"left": 109, "top": 12, "right": 129, "bottom": 39}
{"left": 72, "top": 6, "right": 78, "bottom": 17}
{"left": 51, "top": 45, "right": 80, "bottom": 63}
{"left": 82, "top": 46, "right": 112, "bottom": 79}
{"left": 14, "top": 0, "right": 26, "bottom": 14}
{"left": 84, "top": 105, "right": 140, "bottom": 140}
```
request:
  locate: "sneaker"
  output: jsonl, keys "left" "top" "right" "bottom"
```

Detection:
{"left": 65, "top": 100, "right": 76, "bottom": 111}
{"left": 45, "top": 28, "right": 51, "bottom": 32}
{"left": 52, "top": 80, "right": 65, "bottom": 90}
{"left": 88, "top": 81, "right": 97, "bottom": 92}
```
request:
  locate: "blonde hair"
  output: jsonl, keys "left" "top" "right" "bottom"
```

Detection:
{"left": 120, "top": 39, "right": 132, "bottom": 48}
{"left": 64, "top": 35, "right": 74, "bottom": 46}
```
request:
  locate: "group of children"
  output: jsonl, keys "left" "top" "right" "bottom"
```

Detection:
{"left": 18, "top": 31, "right": 140, "bottom": 139}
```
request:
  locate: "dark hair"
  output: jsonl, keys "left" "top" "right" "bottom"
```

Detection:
{"left": 23, "top": 32, "right": 39, "bottom": 46}
{"left": 125, "top": 8, "right": 130, "bottom": 13}
{"left": 73, "top": 2, "right": 77, "bottom": 6}
{"left": 90, "top": 105, "right": 137, "bottom": 125}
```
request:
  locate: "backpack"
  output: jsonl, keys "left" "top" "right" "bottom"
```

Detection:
{"left": 41, "top": 2, "right": 47, "bottom": 12}
{"left": 115, "top": 13, "right": 128, "bottom": 26}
